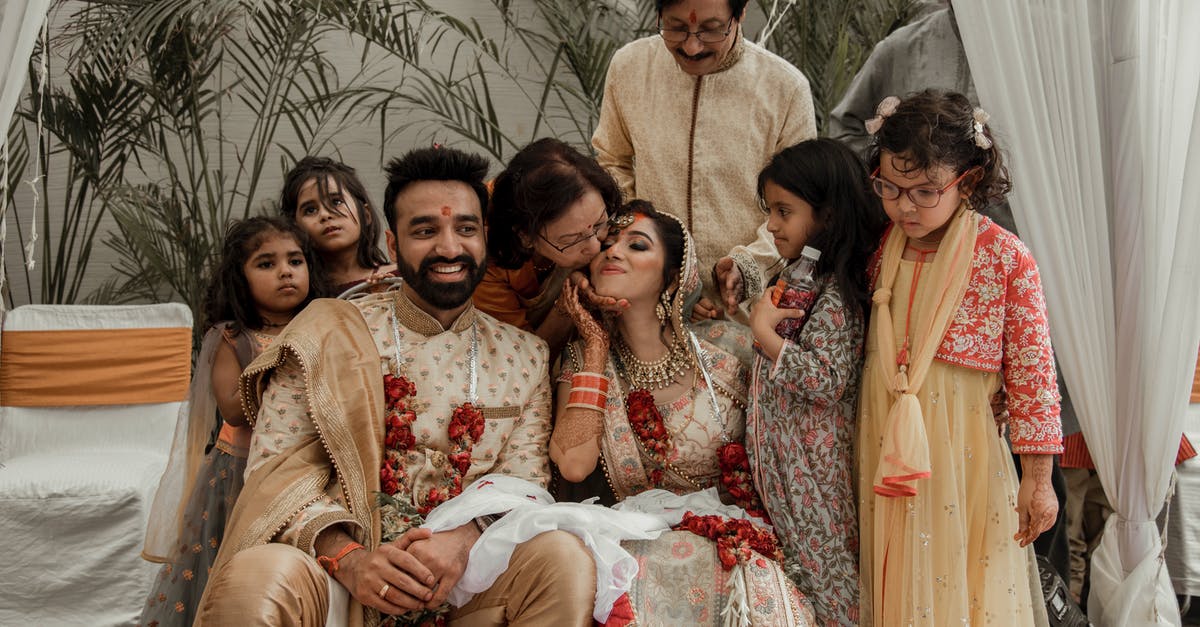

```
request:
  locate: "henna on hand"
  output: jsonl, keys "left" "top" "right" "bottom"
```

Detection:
{"left": 1014, "top": 454, "right": 1058, "bottom": 547}
{"left": 558, "top": 282, "right": 608, "bottom": 364}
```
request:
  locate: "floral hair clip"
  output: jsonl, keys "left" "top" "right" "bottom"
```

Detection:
{"left": 865, "top": 96, "right": 900, "bottom": 135}
{"left": 972, "top": 108, "right": 993, "bottom": 149}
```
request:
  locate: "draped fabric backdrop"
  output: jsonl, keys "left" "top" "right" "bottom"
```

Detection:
{"left": 955, "top": 1, "right": 1200, "bottom": 625}
{"left": 0, "top": 0, "right": 52, "bottom": 313}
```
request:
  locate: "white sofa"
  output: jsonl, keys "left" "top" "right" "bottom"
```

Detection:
{"left": 0, "top": 304, "right": 191, "bottom": 625}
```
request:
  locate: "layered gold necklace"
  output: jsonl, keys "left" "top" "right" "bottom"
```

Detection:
{"left": 612, "top": 332, "right": 693, "bottom": 391}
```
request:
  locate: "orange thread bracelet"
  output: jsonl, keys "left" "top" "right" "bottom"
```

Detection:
{"left": 317, "top": 541, "right": 365, "bottom": 574}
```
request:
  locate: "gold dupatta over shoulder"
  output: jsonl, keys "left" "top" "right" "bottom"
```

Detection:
{"left": 200, "top": 298, "right": 386, "bottom": 627}
{"left": 869, "top": 206, "right": 979, "bottom": 497}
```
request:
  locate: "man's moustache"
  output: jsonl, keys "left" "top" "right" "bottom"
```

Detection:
{"left": 675, "top": 49, "right": 713, "bottom": 61}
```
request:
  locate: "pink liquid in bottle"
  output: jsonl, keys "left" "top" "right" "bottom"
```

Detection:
{"left": 771, "top": 246, "right": 821, "bottom": 341}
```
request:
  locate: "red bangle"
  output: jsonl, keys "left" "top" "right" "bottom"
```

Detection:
{"left": 567, "top": 389, "right": 606, "bottom": 405}
{"left": 317, "top": 541, "right": 365, "bottom": 574}
{"left": 571, "top": 372, "right": 609, "bottom": 395}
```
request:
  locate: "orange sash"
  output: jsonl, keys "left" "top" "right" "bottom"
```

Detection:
{"left": 0, "top": 328, "right": 191, "bottom": 406}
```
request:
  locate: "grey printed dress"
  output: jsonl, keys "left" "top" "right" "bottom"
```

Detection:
{"left": 747, "top": 276, "right": 864, "bottom": 626}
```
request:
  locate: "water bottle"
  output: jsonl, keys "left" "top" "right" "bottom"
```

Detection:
{"left": 771, "top": 246, "right": 821, "bottom": 340}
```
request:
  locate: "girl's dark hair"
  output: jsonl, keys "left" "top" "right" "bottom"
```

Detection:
{"left": 278, "top": 156, "right": 391, "bottom": 269}
{"left": 613, "top": 199, "right": 686, "bottom": 294}
{"left": 867, "top": 89, "right": 1012, "bottom": 208}
{"left": 758, "top": 138, "right": 887, "bottom": 317}
{"left": 488, "top": 138, "right": 622, "bottom": 269}
{"left": 203, "top": 216, "right": 329, "bottom": 333}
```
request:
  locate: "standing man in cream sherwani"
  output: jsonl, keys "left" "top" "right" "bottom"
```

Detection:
{"left": 195, "top": 146, "right": 596, "bottom": 626}
{"left": 592, "top": 0, "right": 817, "bottom": 318}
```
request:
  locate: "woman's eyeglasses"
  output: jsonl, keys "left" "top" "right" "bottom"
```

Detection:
{"left": 539, "top": 214, "right": 611, "bottom": 253}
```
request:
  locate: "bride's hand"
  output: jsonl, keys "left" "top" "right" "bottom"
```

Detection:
{"left": 557, "top": 282, "right": 608, "bottom": 364}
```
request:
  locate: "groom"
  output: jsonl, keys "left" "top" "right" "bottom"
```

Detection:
{"left": 195, "top": 146, "right": 595, "bottom": 625}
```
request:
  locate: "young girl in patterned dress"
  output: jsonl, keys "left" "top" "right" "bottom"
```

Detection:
{"left": 279, "top": 157, "right": 397, "bottom": 294}
{"left": 746, "top": 138, "right": 885, "bottom": 626}
{"left": 140, "top": 217, "right": 326, "bottom": 626}
{"left": 857, "top": 90, "right": 1062, "bottom": 626}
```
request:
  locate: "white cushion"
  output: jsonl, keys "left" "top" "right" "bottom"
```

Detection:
{"left": 0, "top": 451, "right": 169, "bottom": 625}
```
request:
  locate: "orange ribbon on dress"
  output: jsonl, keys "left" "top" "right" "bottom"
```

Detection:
{"left": 0, "top": 327, "right": 191, "bottom": 406}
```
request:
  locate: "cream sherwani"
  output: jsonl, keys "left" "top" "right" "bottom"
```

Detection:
{"left": 195, "top": 292, "right": 595, "bottom": 627}
{"left": 592, "top": 31, "right": 817, "bottom": 305}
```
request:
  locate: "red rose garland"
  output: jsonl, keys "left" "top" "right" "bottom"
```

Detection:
{"left": 625, "top": 389, "right": 769, "bottom": 522}
{"left": 379, "top": 373, "right": 485, "bottom": 516}
{"left": 717, "top": 442, "right": 770, "bottom": 522}
{"left": 677, "top": 512, "right": 782, "bottom": 571}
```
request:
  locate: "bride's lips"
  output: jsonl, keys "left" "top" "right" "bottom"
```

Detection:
{"left": 597, "top": 263, "right": 625, "bottom": 275}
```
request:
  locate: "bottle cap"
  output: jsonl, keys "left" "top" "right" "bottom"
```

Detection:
{"left": 801, "top": 246, "right": 821, "bottom": 260}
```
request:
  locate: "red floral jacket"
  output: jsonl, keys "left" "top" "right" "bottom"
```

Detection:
{"left": 869, "top": 217, "right": 1063, "bottom": 455}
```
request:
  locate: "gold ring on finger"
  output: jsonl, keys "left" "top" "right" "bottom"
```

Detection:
{"left": 379, "top": 583, "right": 390, "bottom": 598}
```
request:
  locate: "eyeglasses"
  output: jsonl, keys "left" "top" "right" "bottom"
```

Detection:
{"left": 659, "top": 18, "right": 735, "bottom": 44}
{"left": 539, "top": 213, "right": 611, "bottom": 253}
{"left": 870, "top": 167, "right": 972, "bottom": 208}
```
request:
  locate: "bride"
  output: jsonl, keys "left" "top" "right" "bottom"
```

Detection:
{"left": 551, "top": 200, "right": 815, "bottom": 626}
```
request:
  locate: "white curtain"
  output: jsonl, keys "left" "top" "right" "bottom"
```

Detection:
{"left": 955, "top": 1, "right": 1200, "bottom": 625}
{"left": 1, "top": 0, "right": 52, "bottom": 310}
{"left": 0, "top": 0, "right": 48, "bottom": 137}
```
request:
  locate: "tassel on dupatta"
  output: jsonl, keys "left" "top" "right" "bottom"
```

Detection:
{"left": 869, "top": 207, "right": 978, "bottom": 497}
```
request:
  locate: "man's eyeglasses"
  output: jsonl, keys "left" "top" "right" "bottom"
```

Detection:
{"left": 659, "top": 18, "right": 735, "bottom": 44}
{"left": 539, "top": 214, "right": 611, "bottom": 253}
{"left": 870, "top": 167, "right": 972, "bottom": 208}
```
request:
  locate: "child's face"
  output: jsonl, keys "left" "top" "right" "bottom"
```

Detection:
{"left": 243, "top": 233, "right": 310, "bottom": 321}
{"left": 761, "top": 180, "right": 818, "bottom": 260}
{"left": 877, "top": 151, "right": 965, "bottom": 243}
{"left": 293, "top": 176, "right": 364, "bottom": 256}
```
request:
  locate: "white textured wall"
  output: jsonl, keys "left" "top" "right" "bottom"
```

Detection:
{"left": 2, "top": 0, "right": 766, "bottom": 307}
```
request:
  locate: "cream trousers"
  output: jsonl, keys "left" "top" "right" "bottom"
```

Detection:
{"left": 195, "top": 530, "right": 596, "bottom": 626}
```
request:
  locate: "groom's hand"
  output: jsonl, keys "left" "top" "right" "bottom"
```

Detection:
{"left": 402, "top": 522, "right": 483, "bottom": 609}
{"left": 321, "top": 527, "right": 436, "bottom": 614}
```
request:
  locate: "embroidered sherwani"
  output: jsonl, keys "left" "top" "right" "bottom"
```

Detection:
{"left": 201, "top": 291, "right": 553, "bottom": 626}
{"left": 592, "top": 32, "right": 817, "bottom": 309}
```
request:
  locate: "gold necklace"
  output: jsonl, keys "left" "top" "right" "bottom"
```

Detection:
{"left": 612, "top": 333, "right": 692, "bottom": 391}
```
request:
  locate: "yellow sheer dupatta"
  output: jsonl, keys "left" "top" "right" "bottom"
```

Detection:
{"left": 869, "top": 206, "right": 979, "bottom": 497}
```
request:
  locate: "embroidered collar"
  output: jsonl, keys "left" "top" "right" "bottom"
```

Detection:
{"left": 390, "top": 288, "right": 477, "bottom": 337}
{"left": 710, "top": 27, "right": 745, "bottom": 75}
